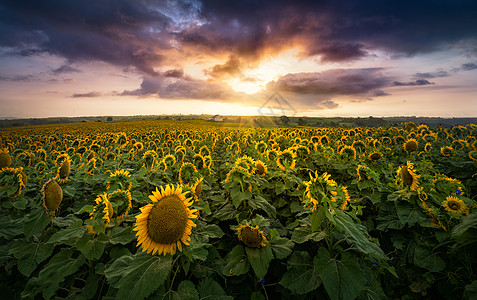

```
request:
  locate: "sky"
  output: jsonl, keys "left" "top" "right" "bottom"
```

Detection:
{"left": 0, "top": 0, "right": 476, "bottom": 118}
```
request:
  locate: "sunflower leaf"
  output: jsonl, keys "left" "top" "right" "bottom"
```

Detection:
{"left": 279, "top": 251, "right": 321, "bottom": 295}
{"left": 270, "top": 237, "right": 294, "bottom": 259}
{"left": 172, "top": 280, "right": 199, "bottom": 300}
{"left": 245, "top": 244, "right": 273, "bottom": 280}
{"left": 197, "top": 278, "right": 233, "bottom": 300}
{"left": 109, "top": 226, "right": 136, "bottom": 245}
{"left": 47, "top": 220, "right": 84, "bottom": 244}
{"left": 76, "top": 232, "right": 108, "bottom": 260}
{"left": 23, "top": 208, "right": 51, "bottom": 239}
{"left": 291, "top": 226, "right": 327, "bottom": 244}
{"left": 104, "top": 251, "right": 172, "bottom": 300}
{"left": 249, "top": 195, "right": 277, "bottom": 218}
{"left": 222, "top": 245, "right": 250, "bottom": 276}
{"left": 9, "top": 239, "right": 54, "bottom": 277}
{"left": 315, "top": 248, "right": 365, "bottom": 300}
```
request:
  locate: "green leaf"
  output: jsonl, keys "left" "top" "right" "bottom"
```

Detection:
{"left": 172, "top": 280, "right": 199, "bottom": 300}
{"left": 222, "top": 245, "right": 250, "bottom": 276}
{"left": 197, "top": 278, "right": 233, "bottom": 300}
{"left": 76, "top": 274, "right": 100, "bottom": 300}
{"left": 315, "top": 248, "right": 365, "bottom": 300}
{"left": 9, "top": 239, "right": 54, "bottom": 277}
{"left": 109, "top": 226, "right": 136, "bottom": 245}
{"left": 279, "top": 251, "right": 321, "bottom": 295}
{"left": 464, "top": 280, "right": 477, "bottom": 300}
{"left": 311, "top": 206, "right": 326, "bottom": 232}
{"left": 76, "top": 232, "right": 108, "bottom": 260}
{"left": 249, "top": 195, "right": 277, "bottom": 218}
{"left": 395, "top": 201, "right": 420, "bottom": 226}
{"left": 104, "top": 251, "right": 172, "bottom": 300}
{"left": 0, "top": 216, "right": 24, "bottom": 239}
{"left": 47, "top": 220, "right": 84, "bottom": 244}
{"left": 270, "top": 237, "right": 294, "bottom": 259}
{"left": 23, "top": 248, "right": 86, "bottom": 299}
{"left": 332, "top": 211, "right": 385, "bottom": 259}
{"left": 413, "top": 245, "right": 446, "bottom": 272}
{"left": 451, "top": 213, "right": 477, "bottom": 242}
{"left": 214, "top": 203, "right": 237, "bottom": 221}
{"left": 245, "top": 244, "right": 273, "bottom": 280}
{"left": 24, "top": 208, "right": 51, "bottom": 239}
{"left": 76, "top": 205, "right": 94, "bottom": 214}
{"left": 291, "top": 226, "right": 327, "bottom": 244}
{"left": 202, "top": 224, "right": 224, "bottom": 239}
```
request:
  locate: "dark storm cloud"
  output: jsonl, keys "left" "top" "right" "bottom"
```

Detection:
{"left": 393, "top": 79, "right": 434, "bottom": 86}
{"left": 70, "top": 91, "right": 102, "bottom": 98}
{"left": 266, "top": 68, "right": 390, "bottom": 97}
{"left": 461, "top": 62, "right": 477, "bottom": 71}
{"left": 206, "top": 55, "right": 243, "bottom": 78}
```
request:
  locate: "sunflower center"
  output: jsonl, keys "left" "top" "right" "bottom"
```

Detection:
{"left": 147, "top": 195, "right": 188, "bottom": 244}
{"left": 401, "top": 167, "right": 414, "bottom": 187}
{"left": 256, "top": 164, "right": 265, "bottom": 175}
{"left": 240, "top": 227, "right": 264, "bottom": 248}
{"left": 448, "top": 201, "right": 460, "bottom": 211}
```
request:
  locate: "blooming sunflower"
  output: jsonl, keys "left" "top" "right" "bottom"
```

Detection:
{"left": 87, "top": 193, "right": 113, "bottom": 234}
{"left": 403, "top": 139, "right": 418, "bottom": 152}
{"left": 236, "top": 223, "right": 267, "bottom": 248}
{"left": 368, "top": 151, "right": 382, "bottom": 161}
{"left": 442, "top": 196, "right": 468, "bottom": 215}
{"left": 255, "top": 160, "right": 268, "bottom": 177}
{"left": 397, "top": 161, "right": 420, "bottom": 191}
{"left": 41, "top": 178, "right": 63, "bottom": 215}
{"left": 440, "top": 146, "right": 454, "bottom": 158}
{"left": 0, "top": 148, "right": 12, "bottom": 169}
{"left": 339, "top": 145, "right": 357, "bottom": 161}
{"left": 179, "top": 162, "right": 199, "bottom": 184}
{"left": 134, "top": 185, "right": 198, "bottom": 256}
{"left": 235, "top": 155, "right": 255, "bottom": 173}
{"left": 276, "top": 149, "right": 296, "bottom": 171}
{"left": 468, "top": 150, "right": 477, "bottom": 162}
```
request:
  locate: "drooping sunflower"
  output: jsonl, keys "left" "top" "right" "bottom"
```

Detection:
{"left": 255, "top": 160, "right": 268, "bottom": 177}
{"left": 190, "top": 177, "right": 203, "bottom": 200}
{"left": 0, "top": 167, "right": 26, "bottom": 198}
{"left": 236, "top": 223, "right": 267, "bottom": 248}
{"left": 108, "top": 189, "right": 132, "bottom": 222}
{"left": 255, "top": 141, "right": 268, "bottom": 155}
{"left": 442, "top": 196, "right": 468, "bottom": 215}
{"left": 397, "top": 161, "right": 420, "bottom": 191}
{"left": 468, "top": 150, "right": 477, "bottom": 162}
{"left": 276, "top": 149, "right": 296, "bottom": 171}
{"left": 368, "top": 151, "right": 382, "bottom": 161}
{"left": 41, "top": 178, "right": 63, "bottom": 215}
{"left": 178, "top": 162, "right": 199, "bottom": 184}
{"left": 403, "top": 139, "right": 418, "bottom": 152}
{"left": 234, "top": 155, "right": 255, "bottom": 173}
{"left": 134, "top": 185, "right": 198, "bottom": 256}
{"left": 225, "top": 166, "right": 250, "bottom": 184}
{"left": 192, "top": 153, "right": 205, "bottom": 170}
{"left": 0, "top": 148, "right": 12, "bottom": 169}
{"left": 56, "top": 154, "right": 71, "bottom": 184}
{"left": 87, "top": 193, "right": 113, "bottom": 234}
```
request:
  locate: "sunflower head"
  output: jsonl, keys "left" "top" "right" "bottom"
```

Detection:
{"left": 442, "top": 196, "right": 468, "bottom": 215}
{"left": 234, "top": 155, "right": 255, "bottom": 173}
{"left": 106, "top": 169, "right": 132, "bottom": 191}
{"left": 87, "top": 194, "right": 113, "bottom": 234}
{"left": 199, "top": 145, "right": 211, "bottom": 157}
{"left": 236, "top": 223, "right": 267, "bottom": 248}
{"left": 225, "top": 166, "right": 250, "bottom": 184}
{"left": 368, "top": 151, "right": 382, "bottom": 161}
{"left": 203, "top": 155, "right": 213, "bottom": 169}
{"left": 276, "top": 149, "right": 297, "bottom": 170}
{"left": 192, "top": 154, "right": 205, "bottom": 170}
{"left": 175, "top": 147, "right": 186, "bottom": 162}
{"left": 163, "top": 154, "right": 176, "bottom": 168}
{"left": 403, "top": 139, "right": 418, "bottom": 152}
{"left": 41, "top": 178, "right": 63, "bottom": 214}
{"left": 440, "top": 146, "right": 454, "bottom": 158}
{"left": 86, "top": 150, "right": 96, "bottom": 161}
{"left": 468, "top": 150, "right": 477, "bottom": 162}
{"left": 108, "top": 189, "right": 132, "bottom": 222}
{"left": 0, "top": 148, "right": 12, "bottom": 169}
{"left": 191, "top": 177, "right": 203, "bottom": 199}
{"left": 255, "top": 141, "right": 268, "bottom": 155}
{"left": 340, "top": 145, "right": 357, "bottom": 161}
{"left": 134, "top": 185, "right": 198, "bottom": 256}
{"left": 142, "top": 150, "right": 158, "bottom": 171}
{"left": 0, "top": 167, "right": 26, "bottom": 198}
{"left": 255, "top": 160, "right": 268, "bottom": 177}
{"left": 57, "top": 155, "right": 71, "bottom": 183}
{"left": 179, "top": 162, "right": 199, "bottom": 184}
{"left": 398, "top": 161, "right": 420, "bottom": 191}
{"left": 105, "top": 152, "right": 117, "bottom": 161}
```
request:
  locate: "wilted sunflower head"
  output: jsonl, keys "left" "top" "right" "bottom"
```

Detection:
{"left": 442, "top": 196, "right": 468, "bottom": 215}
{"left": 236, "top": 223, "right": 267, "bottom": 248}
{"left": 41, "top": 178, "right": 63, "bottom": 214}
{"left": 0, "top": 148, "right": 12, "bottom": 169}
{"left": 134, "top": 184, "right": 198, "bottom": 256}
{"left": 403, "top": 139, "right": 418, "bottom": 152}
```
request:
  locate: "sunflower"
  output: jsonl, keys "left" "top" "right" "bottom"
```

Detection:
{"left": 56, "top": 154, "right": 71, "bottom": 184}
{"left": 397, "top": 161, "right": 420, "bottom": 191}
{"left": 192, "top": 154, "right": 205, "bottom": 170}
{"left": 106, "top": 169, "right": 132, "bottom": 191}
{"left": 191, "top": 177, "right": 203, "bottom": 200}
{"left": 41, "top": 178, "right": 63, "bottom": 215}
{"left": 234, "top": 155, "right": 255, "bottom": 173}
{"left": 163, "top": 154, "right": 177, "bottom": 168}
{"left": 142, "top": 150, "right": 158, "bottom": 172}
{"left": 203, "top": 155, "right": 213, "bottom": 169}
{"left": 134, "top": 185, "right": 198, "bottom": 256}
{"left": 236, "top": 223, "right": 267, "bottom": 248}
{"left": 178, "top": 162, "right": 199, "bottom": 184}
{"left": 368, "top": 151, "right": 382, "bottom": 161}
{"left": 175, "top": 147, "right": 186, "bottom": 162}
{"left": 87, "top": 193, "right": 113, "bottom": 234}
{"left": 104, "top": 152, "right": 117, "bottom": 161}
{"left": 276, "top": 149, "right": 296, "bottom": 171}
{"left": 403, "top": 139, "right": 418, "bottom": 152}
{"left": 134, "top": 142, "right": 144, "bottom": 152}
{"left": 0, "top": 167, "right": 26, "bottom": 198}
{"left": 468, "top": 150, "right": 477, "bottom": 162}
{"left": 440, "top": 146, "right": 454, "bottom": 158}
{"left": 442, "top": 196, "right": 468, "bottom": 215}
{"left": 356, "top": 164, "right": 369, "bottom": 182}
{"left": 339, "top": 145, "right": 357, "bottom": 160}
{"left": 225, "top": 166, "right": 251, "bottom": 184}
{"left": 199, "top": 145, "right": 211, "bottom": 157}
{"left": 108, "top": 189, "right": 132, "bottom": 222}
{"left": 0, "top": 148, "right": 12, "bottom": 169}
{"left": 255, "top": 141, "right": 268, "bottom": 155}
{"left": 255, "top": 160, "right": 268, "bottom": 177}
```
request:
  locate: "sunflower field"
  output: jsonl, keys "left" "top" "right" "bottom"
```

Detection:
{"left": 1, "top": 120, "right": 477, "bottom": 299}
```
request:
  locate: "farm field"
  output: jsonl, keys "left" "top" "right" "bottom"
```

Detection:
{"left": 1, "top": 119, "right": 477, "bottom": 299}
